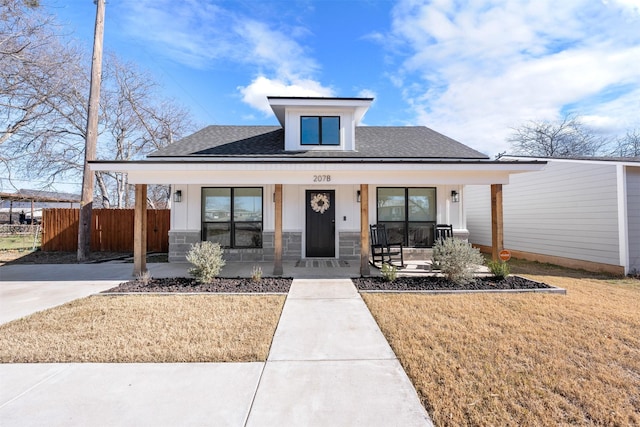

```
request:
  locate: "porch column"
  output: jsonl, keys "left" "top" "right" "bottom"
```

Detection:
{"left": 273, "top": 184, "right": 283, "bottom": 276}
{"left": 360, "top": 184, "right": 370, "bottom": 276}
{"left": 490, "top": 184, "right": 504, "bottom": 261}
{"left": 133, "top": 184, "right": 147, "bottom": 276}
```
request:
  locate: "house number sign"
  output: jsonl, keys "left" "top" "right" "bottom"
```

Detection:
{"left": 312, "top": 175, "right": 331, "bottom": 182}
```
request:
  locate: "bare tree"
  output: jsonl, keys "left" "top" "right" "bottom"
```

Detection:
{"left": 508, "top": 114, "right": 607, "bottom": 157}
{"left": 0, "top": 0, "right": 79, "bottom": 146}
{"left": 1, "top": 4, "right": 194, "bottom": 206}
{"left": 93, "top": 55, "right": 194, "bottom": 208}
{"left": 610, "top": 129, "right": 640, "bottom": 157}
{"left": 1, "top": 0, "right": 86, "bottom": 190}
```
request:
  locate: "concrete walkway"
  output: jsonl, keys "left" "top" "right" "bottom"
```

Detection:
{"left": 0, "top": 266, "right": 431, "bottom": 426}
{"left": 246, "top": 279, "right": 432, "bottom": 426}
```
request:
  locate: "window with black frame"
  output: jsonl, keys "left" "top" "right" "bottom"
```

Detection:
{"left": 377, "top": 187, "right": 436, "bottom": 247}
{"left": 202, "top": 187, "right": 263, "bottom": 248}
{"left": 300, "top": 116, "right": 340, "bottom": 145}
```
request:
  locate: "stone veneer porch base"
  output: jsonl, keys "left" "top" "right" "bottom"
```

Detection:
{"left": 168, "top": 231, "right": 362, "bottom": 263}
{"left": 168, "top": 229, "right": 468, "bottom": 263}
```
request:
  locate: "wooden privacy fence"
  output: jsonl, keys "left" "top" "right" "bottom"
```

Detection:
{"left": 41, "top": 208, "right": 170, "bottom": 252}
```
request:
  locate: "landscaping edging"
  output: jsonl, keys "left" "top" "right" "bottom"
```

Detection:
{"left": 96, "top": 292, "right": 289, "bottom": 296}
{"left": 359, "top": 287, "right": 566, "bottom": 295}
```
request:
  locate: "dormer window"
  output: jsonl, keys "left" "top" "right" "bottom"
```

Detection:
{"left": 268, "top": 97, "right": 372, "bottom": 151}
{"left": 301, "top": 116, "right": 340, "bottom": 145}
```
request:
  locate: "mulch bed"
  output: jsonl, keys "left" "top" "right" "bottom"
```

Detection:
{"left": 103, "top": 277, "right": 293, "bottom": 293}
{"left": 103, "top": 275, "right": 553, "bottom": 294}
{"left": 353, "top": 275, "right": 553, "bottom": 291}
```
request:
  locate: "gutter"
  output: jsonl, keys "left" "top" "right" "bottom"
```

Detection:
{"left": 90, "top": 158, "right": 547, "bottom": 165}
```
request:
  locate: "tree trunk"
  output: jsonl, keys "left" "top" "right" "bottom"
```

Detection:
{"left": 78, "top": 0, "right": 105, "bottom": 262}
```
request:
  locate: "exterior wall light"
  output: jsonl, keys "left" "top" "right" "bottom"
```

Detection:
{"left": 451, "top": 190, "right": 459, "bottom": 203}
{"left": 173, "top": 190, "right": 182, "bottom": 203}
{"left": 357, "top": 190, "right": 361, "bottom": 203}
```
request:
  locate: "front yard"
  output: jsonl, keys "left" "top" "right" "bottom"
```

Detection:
{"left": 1, "top": 259, "right": 638, "bottom": 425}
{"left": 363, "top": 262, "right": 640, "bottom": 426}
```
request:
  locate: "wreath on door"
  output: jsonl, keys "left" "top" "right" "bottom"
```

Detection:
{"left": 310, "top": 193, "right": 330, "bottom": 214}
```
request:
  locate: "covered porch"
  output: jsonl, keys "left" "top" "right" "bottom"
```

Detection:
{"left": 90, "top": 158, "right": 544, "bottom": 277}
{"left": 108, "top": 168, "right": 531, "bottom": 277}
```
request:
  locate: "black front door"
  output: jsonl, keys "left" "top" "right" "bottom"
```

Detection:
{"left": 305, "top": 190, "right": 335, "bottom": 257}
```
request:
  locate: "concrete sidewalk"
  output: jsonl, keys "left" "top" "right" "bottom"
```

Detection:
{"left": 0, "top": 274, "right": 431, "bottom": 426}
{"left": 0, "top": 263, "right": 137, "bottom": 324}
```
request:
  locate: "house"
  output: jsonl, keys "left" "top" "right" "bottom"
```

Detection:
{"left": 465, "top": 156, "right": 640, "bottom": 275}
{"left": 90, "top": 97, "right": 545, "bottom": 275}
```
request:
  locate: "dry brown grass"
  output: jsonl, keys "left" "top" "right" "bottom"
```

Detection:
{"left": 363, "top": 262, "right": 640, "bottom": 426}
{"left": 0, "top": 294, "right": 285, "bottom": 363}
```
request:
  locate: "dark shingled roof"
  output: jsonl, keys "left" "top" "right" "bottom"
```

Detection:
{"left": 149, "top": 125, "right": 489, "bottom": 159}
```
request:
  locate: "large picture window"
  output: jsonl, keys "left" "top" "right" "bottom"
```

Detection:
{"left": 301, "top": 116, "right": 340, "bottom": 145}
{"left": 202, "top": 187, "right": 263, "bottom": 248}
{"left": 377, "top": 187, "right": 436, "bottom": 247}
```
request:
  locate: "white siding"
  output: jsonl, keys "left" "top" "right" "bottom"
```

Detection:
{"left": 503, "top": 162, "right": 619, "bottom": 265}
{"left": 171, "top": 183, "right": 464, "bottom": 232}
{"left": 627, "top": 166, "right": 640, "bottom": 273}
{"left": 465, "top": 161, "right": 621, "bottom": 266}
{"left": 283, "top": 184, "right": 361, "bottom": 232}
{"left": 464, "top": 185, "right": 492, "bottom": 246}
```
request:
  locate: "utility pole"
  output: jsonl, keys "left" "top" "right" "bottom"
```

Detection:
{"left": 78, "top": 0, "right": 105, "bottom": 262}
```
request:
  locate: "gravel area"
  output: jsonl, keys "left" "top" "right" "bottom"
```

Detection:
{"left": 103, "top": 277, "right": 293, "bottom": 293}
{"left": 354, "top": 275, "right": 552, "bottom": 291}
{"left": 103, "top": 275, "right": 552, "bottom": 294}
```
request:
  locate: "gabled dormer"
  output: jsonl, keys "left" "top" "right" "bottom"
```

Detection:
{"left": 268, "top": 96, "right": 373, "bottom": 152}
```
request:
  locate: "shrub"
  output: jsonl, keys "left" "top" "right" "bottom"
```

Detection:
{"left": 136, "top": 270, "right": 152, "bottom": 286}
{"left": 381, "top": 263, "right": 398, "bottom": 282}
{"left": 432, "top": 238, "right": 484, "bottom": 285}
{"left": 251, "top": 265, "right": 263, "bottom": 282}
{"left": 488, "top": 260, "right": 510, "bottom": 279}
{"left": 186, "top": 241, "right": 225, "bottom": 283}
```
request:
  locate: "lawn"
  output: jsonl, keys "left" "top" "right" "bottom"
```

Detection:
{"left": 0, "top": 233, "right": 40, "bottom": 251}
{"left": 363, "top": 262, "right": 640, "bottom": 426}
{"left": 0, "top": 294, "right": 285, "bottom": 363}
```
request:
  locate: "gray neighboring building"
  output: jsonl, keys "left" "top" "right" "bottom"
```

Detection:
{"left": 465, "top": 156, "right": 640, "bottom": 275}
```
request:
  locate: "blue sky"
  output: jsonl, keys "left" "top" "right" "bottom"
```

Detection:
{"left": 44, "top": 0, "right": 640, "bottom": 157}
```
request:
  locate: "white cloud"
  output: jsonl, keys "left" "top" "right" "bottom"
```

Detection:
{"left": 121, "top": 1, "right": 314, "bottom": 74}
{"left": 119, "top": 0, "right": 335, "bottom": 116}
{"left": 121, "top": 0, "right": 237, "bottom": 68}
{"left": 604, "top": 0, "right": 640, "bottom": 15}
{"left": 357, "top": 89, "right": 377, "bottom": 99}
{"left": 236, "top": 19, "right": 319, "bottom": 81}
{"left": 387, "top": 0, "right": 640, "bottom": 155}
{"left": 238, "top": 76, "right": 335, "bottom": 115}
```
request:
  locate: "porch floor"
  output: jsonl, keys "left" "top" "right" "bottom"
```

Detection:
{"left": 147, "top": 260, "right": 489, "bottom": 279}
